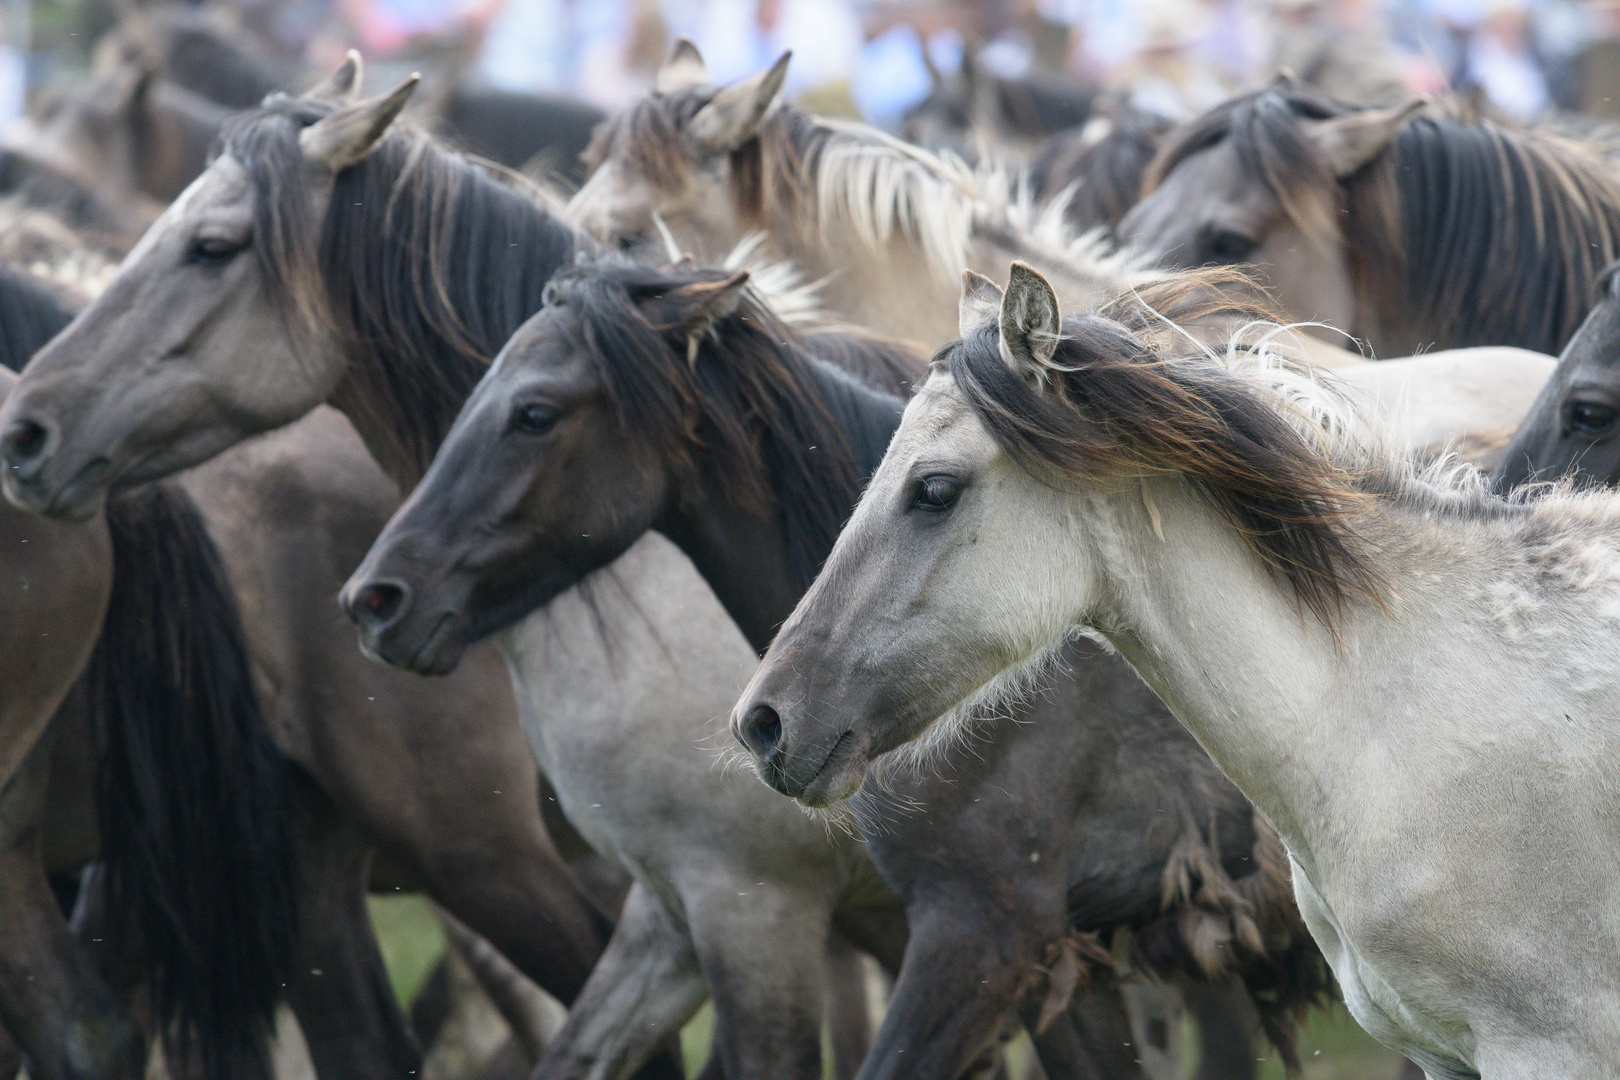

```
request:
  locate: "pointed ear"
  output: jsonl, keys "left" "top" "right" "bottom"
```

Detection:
{"left": 300, "top": 74, "right": 418, "bottom": 173}
{"left": 1303, "top": 98, "right": 1424, "bottom": 178}
{"left": 998, "top": 262, "right": 1061, "bottom": 385}
{"left": 303, "top": 49, "right": 364, "bottom": 105}
{"left": 656, "top": 37, "right": 710, "bottom": 93}
{"left": 959, "top": 270, "right": 1003, "bottom": 337}
{"left": 645, "top": 270, "right": 751, "bottom": 336}
{"left": 1270, "top": 67, "right": 1298, "bottom": 89}
{"left": 688, "top": 53, "right": 790, "bottom": 154}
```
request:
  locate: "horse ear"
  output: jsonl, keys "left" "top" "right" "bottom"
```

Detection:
{"left": 998, "top": 262, "right": 1062, "bottom": 386}
{"left": 647, "top": 270, "right": 751, "bottom": 337}
{"left": 688, "top": 52, "right": 790, "bottom": 154}
{"left": 303, "top": 50, "right": 364, "bottom": 105}
{"left": 300, "top": 73, "right": 419, "bottom": 174}
{"left": 656, "top": 37, "right": 710, "bottom": 93}
{"left": 1304, "top": 98, "right": 1424, "bottom": 178}
{"left": 959, "top": 270, "right": 1002, "bottom": 337}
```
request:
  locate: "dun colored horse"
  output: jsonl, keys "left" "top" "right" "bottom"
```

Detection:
{"left": 1119, "top": 83, "right": 1620, "bottom": 358}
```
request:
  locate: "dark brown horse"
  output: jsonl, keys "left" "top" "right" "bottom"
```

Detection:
{"left": 0, "top": 268, "right": 299, "bottom": 1080}
{"left": 0, "top": 246, "right": 670, "bottom": 1079}
{"left": 345, "top": 256, "right": 1332, "bottom": 1080}
{"left": 1119, "top": 84, "right": 1620, "bottom": 358}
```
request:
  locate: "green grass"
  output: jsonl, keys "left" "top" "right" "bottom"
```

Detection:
{"left": 1257, "top": 1002, "right": 1408, "bottom": 1080}
{"left": 368, "top": 893, "right": 447, "bottom": 1005}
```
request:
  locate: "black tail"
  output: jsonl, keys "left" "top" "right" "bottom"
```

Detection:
{"left": 88, "top": 483, "right": 299, "bottom": 1080}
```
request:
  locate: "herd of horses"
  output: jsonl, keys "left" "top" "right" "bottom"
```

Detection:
{"left": 1, "top": 10, "right": 1620, "bottom": 1080}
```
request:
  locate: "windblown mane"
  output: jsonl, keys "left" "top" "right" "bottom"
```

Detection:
{"left": 949, "top": 282, "right": 1390, "bottom": 626}
{"left": 222, "top": 95, "right": 583, "bottom": 475}
{"left": 542, "top": 256, "right": 913, "bottom": 589}
{"left": 1146, "top": 87, "right": 1620, "bottom": 355}
{"left": 585, "top": 91, "right": 1126, "bottom": 287}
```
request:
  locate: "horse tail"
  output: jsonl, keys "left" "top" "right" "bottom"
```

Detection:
{"left": 88, "top": 482, "right": 299, "bottom": 1080}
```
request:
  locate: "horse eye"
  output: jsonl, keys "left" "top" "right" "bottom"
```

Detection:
{"left": 1568, "top": 400, "right": 1618, "bottom": 436}
{"left": 188, "top": 237, "right": 242, "bottom": 265}
{"left": 914, "top": 474, "right": 963, "bottom": 512}
{"left": 513, "top": 403, "right": 560, "bottom": 434}
{"left": 1204, "top": 230, "right": 1257, "bottom": 264}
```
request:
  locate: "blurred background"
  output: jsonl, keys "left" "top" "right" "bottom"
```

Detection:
{"left": 7, "top": 0, "right": 1620, "bottom": 135}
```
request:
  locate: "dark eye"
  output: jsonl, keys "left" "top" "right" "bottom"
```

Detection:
{"left": 1568, "top": 400, "right": 1618, "bottom": 436}
{"left": 513, "top": 402, "right": 560, "bottom": 434}
{"left": 914, "top": 474, "right": 963, "bottom": 512}
{"left": 1204, "top": 230, "right": 1257, "bottom": 264}
{"left": 188, "top": 237, "right": 242, "bottom": 265}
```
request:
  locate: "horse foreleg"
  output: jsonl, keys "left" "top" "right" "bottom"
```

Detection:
{"left": 688, "top": 883, "right": 832, "bottom": 1080}
{"left": 281, "top": 768, "right": 422, "bottom": 1080}
{"left": 1027, "top": 983, "right": 1148, "bottom": 1080}
{"left": 0, "top": 713, "right": 143, "bottom": 1080}
{"left": 857, "top": 900, "right": 1055, "bottom": 1080}
{"left": 530, "top": 881, "right": 707, "bottom": 1080}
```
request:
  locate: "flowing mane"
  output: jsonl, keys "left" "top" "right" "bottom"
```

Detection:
{"left": 585, "top": 91, "right": 1127, "bottom": 287}
{"left": 542, "top": 257, "right": 914, "bottom": 588}
{"left": 222, "top": 94, "right": 584, "bottom": 475}
{"left": 1146, "top": 87, "right": 1620, "bottom": 355}
{"left": 950, "top": 286, "right": 1398, "bottom": 626}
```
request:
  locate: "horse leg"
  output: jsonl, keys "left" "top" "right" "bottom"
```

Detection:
{"left": 0, "top": 711, "right": 143, "bottom": 1080}
{"left": 280, "top": 767, "right": 421, "bottom": 1080}
{"left": 824, "top": 932, "right": 874, "bottom": 1080}
{"left": 529, "top": 881, "right": 707, "bottom": 1080}
{"left": 1025, "top": 983, "right": 1147, "bottom": 1080}
{"left": 857, "top": 898, "right": 1057, "bottom": 1080}
{"left": 688, "top": 882, "right": 831, "bottom": 1080}
{"left": 1182, "top": 977, "right": 1258, "bottom": 1080}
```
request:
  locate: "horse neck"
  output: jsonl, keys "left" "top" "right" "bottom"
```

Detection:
{"left": 321, "top": 156, "right": 580, "bottom": 490}
{"left": 658, "top": 357, "right": 904, "bottom": 653}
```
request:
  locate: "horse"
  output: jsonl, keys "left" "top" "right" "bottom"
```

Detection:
{"left": 1117, "top": 83, "right": 1620, "bottom": 358}
{"left": 1491, "top": 264, "right": 1620, "bottom": 489}
{"left": 570, "top": 39, "right": 1141, "bottom": 347}
{"left": 0, "top": 63, "right": 890, "bottom": 1080}
{"left": 901, "top": 48, "right": 1098, "bottom": 160}
{"left": 18, "top": 58, "right": 230, "bottom": 213}
{"left": 736, "top": 261, "right": 1620, "bottom": 1079}
{"left": 341, "top": 254, "right": 1342, "bottom": 1080}
{"left": 0, "top": 270, "right": 299, "bottom": 1080}
{"left": 1026, "top": 105, "right": 1173, "bottom": 240}
{"left": 0, "top": 169, "right": 678, "bottom": 1079}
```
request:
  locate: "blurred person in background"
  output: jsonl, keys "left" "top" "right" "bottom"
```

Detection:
{"left": 1465, "top": 0, "right": 1551, "bottom": 117}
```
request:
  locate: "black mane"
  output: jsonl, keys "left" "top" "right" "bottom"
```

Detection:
{"left": 223, "top": 95, "right": 584, "bottom": 476}
{"left": 544, "top": 257, "right": 911, "bottom": 590}
{"left": 0, "top": 263, "right": 74, "bottom": 372}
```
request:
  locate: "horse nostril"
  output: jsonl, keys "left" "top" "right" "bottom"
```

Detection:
{"left": 737, "top": 703, "right": 784, "bottom": 764}
{"left": 349, "top": 581, "right": 409, "bottom": 630}
{"left": 2, "top": 417, "right": 52, "bottom": 470}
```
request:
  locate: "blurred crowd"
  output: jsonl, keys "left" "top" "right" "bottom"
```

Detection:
{"left": 3, "top": 0, "right": 1619, "bottom": 129}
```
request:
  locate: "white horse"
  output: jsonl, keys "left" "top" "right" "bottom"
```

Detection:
{"left": 734, "top": 263, "right": 1620, "bottom": 1080}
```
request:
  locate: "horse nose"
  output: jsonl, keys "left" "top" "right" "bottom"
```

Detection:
{"left": 2, "top": 415, "right": 57, "bottom": 480}
{"left": 344, "top": 579, "right": 411, "bottom": 634}
{"left": 735, "top": 702, "right": 784, "bottom": 766}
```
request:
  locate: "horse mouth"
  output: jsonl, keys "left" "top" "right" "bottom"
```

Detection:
{"left": 787, "top": 729, "right": 867, "bottom": 808}
{"left": 408, "top": 612, "right": 464, "bottom": 676}
{"left": 4, "top": 456, "right": 112, "bottom": 521}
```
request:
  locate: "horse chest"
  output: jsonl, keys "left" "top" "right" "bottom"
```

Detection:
{"left": 1290, "top": 859, "right": 1479, "bottom": 1078}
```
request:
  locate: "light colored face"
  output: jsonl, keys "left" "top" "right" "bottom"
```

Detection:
{"left": 569, "top": 51, "right": 790, "bottom": 263}
{"left": 570, "top": 134, "right": 747, "bottom": 263}
{"left": 730, "top": 357, "right": 1095, "bottom": 805}
{"left": 0, "top": 152, "right": 346, "bottom": 519}
{"left": 1118, "top": 138, "right": 1358, "bottom": 332}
